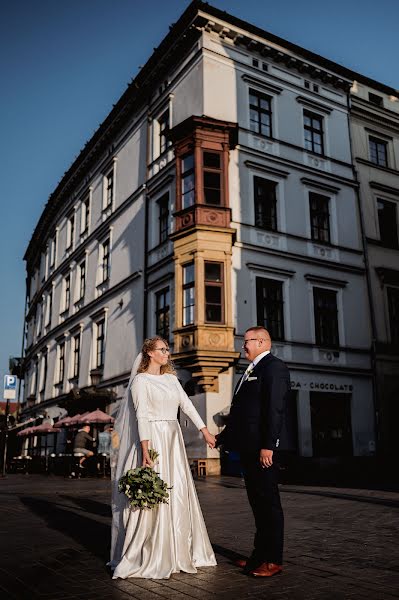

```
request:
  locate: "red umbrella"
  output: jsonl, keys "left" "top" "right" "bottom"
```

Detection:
{"left": 17, "top": 427, "right": 36, "bottom": 436}
{"left": 80, "top": 408, "right": 115, "bottom": 425}
{"left": 54, "top": 415, "right": 73, "bottom": 428}
{"left": 69, "top": 412, "right": 90, "bottom": 426}
{"left": 31, "top": 423, "right": 60, "bottom": 434}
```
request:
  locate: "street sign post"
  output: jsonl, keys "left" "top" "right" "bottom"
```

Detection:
{"left": 1, "top": 375, "right": 18, "bottom": 477}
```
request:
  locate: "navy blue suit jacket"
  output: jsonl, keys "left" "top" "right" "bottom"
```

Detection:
{"left": 217, "top": 353, "right": 291, "bottom": 453}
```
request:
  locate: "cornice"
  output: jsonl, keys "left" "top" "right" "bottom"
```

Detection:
{"left": 241, "top": 74, "right": 283, "bottom": 95}
{"left": 236, "top": 240, "right": 365, "bottom": 274}
{"left": 369, "top": 181, "right": 399, "bottom": 196}
{"left": 356, "top": 157, "right": 399, "bottom": 176}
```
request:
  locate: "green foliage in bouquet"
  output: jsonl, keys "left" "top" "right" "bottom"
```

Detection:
{"left": 118, "top": 449, "right": 171, "bottom": 510}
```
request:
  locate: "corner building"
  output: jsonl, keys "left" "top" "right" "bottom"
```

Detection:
{"left": 21, "top": 2, "right": 380, "bottom": 472}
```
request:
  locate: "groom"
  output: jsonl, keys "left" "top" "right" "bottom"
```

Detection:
{"left": 216, "top": 326, "right": 291, "bottom": 577}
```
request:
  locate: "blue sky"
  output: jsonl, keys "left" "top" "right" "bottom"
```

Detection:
{"left": 1, "top": 0, "right": 398, "bottom": 394}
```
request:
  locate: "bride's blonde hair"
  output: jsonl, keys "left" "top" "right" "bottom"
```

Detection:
{"left": 137, "top": 336, "right": 176, "bottom": 375}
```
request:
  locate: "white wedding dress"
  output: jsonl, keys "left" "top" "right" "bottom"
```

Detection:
{"left": 111, "top": 372, "right": 217, "bottom": 579}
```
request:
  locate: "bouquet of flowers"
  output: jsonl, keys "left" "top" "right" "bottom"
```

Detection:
{"left": 118, "top": 449, "right": 170, "bottom": 510}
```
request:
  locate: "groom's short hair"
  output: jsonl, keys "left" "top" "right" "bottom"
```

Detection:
{"left": 245, "top": 326, "right": 271, "bottom": 340}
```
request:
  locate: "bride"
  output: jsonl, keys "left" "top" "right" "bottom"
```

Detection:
{"left": 109, "top": 336, "right": 217, "bottom": 579}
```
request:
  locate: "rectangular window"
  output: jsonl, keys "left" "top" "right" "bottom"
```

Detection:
{"left": 205, "top": 262, "right": 224, "bottom": 323}
{"left": 254, "top": 177, "right": 277, "bottom": 231}
{"left": 256, "top": 278, "right": 285, "bottom": 341}
{"left": 203, "top": 152, "right": 222, "bottom": 205}
{"left": 309, "top": 192, "right": 331, "bottom": 243}
{"left": 369, "top": 137, "right": 388, "bottom": 167}
{"left": 387, "top": 287, "right": 399, "bottom": 345}
{"left": 58, "top": 343, "right": 65, "bottom": 384}
{"left": 368, "top": 92, "right": 383, "bottom": 107}
{"left": 104, "top": 169, "right": 114, "bottom": 208}
{"left": 182, "top": 263, "right": 195, "bottom": 326}
{"left": 377, "top": 199, "right": 398, "bottom": 249}
{"left": 79, "top": 260, "right": 86, "bottom": 298}
{"left": 73, "top": 333, "right": 81, "bottom": 379}
{"left": 40, "top": 352, "right": 48, "bottom": 393}
{"left": 96, "top": 319, "right": 105, "bottom": 368}
{"left": 181, "top": 153, "right": 195, "bottom": 209}
{"left": 249, "top": 88, "right": 272, "bottom": 137}
{"left": 64, "top": 274, "right": 71, "bottom": 312}
{"left": 159, "top": 109, "right": 170, "bottom": 154}
{"left": 67, "top": 214, "right": 75, "bottom": 250}
{"left": 81, "top": 195, "right": 90, "bottom": 233}
{"left": 304, "top": 110, "right": 324, "bottom": 155}
{"left": 50, "top": 235, "right": 57, "bottom": 267}
{"left": 102, "top": 239, "right": 110, "bottom": 282}
{"left": 155, "top": 288, "right": 170, "bottom": 340}
{"left": 158, "top": 194, "right": 169, "bottom": 243}
{"left": 36, "top": 303, "right": 43, "bottom": 339}
{"left": 313, "top": 287, "right": 339, "bottom": 348}
{"left": 46, "top": 288, "right": 53, "bottom": 327}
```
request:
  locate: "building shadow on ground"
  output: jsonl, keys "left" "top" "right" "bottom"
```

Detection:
{"left": 20, "top": 495, "right": 111, "bottom": 562}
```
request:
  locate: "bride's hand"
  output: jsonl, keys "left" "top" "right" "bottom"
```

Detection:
{"left": 202, "top": 429, "right": 216, "bottom": 449}
{"left": 142, "top": 452, "right": 154, "bottom": 468}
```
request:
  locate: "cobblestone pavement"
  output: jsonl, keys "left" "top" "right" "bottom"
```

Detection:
{"left": 0, "top": 474, "right": 398, "bottom": 600}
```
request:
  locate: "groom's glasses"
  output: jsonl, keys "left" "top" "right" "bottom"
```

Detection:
{"left": 242, "top": 338, "right": 263, "bottom": 348}
{"left": 154, "top": 347, "right": 170, "bottom": 355}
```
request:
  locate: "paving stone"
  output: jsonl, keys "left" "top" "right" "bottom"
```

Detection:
{"left": 1, "top": 474, "right": 399, "bottom": 599}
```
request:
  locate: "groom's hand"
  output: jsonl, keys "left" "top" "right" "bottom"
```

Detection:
{"left": 260, "top": 449, "right": 273, "bottom": 468}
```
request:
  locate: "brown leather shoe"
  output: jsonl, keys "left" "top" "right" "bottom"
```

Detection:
{"left": 250, "top": 562, "right": 283, "bottom": 577}
{"left": 234, "top": 558, "right": 247, "bottom": 568}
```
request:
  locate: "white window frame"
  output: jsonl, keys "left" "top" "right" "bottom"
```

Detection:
{"left": 89, "top": 309, "right": 108, "bottom": 371}
{"left": 304, "top": 185, "right": 338, "bottom": 246}
{"left": 102, "top": 159, "right": 117, "bottom": 217}
{"left": 96, "top": 229, "right": 113, "bottom": 292}
{"left": 80, "top": 188, "right": 92, "bottom": 238}
{"left": 66, "top": 211, "right": 76, "bottom": 251}
{"left": 308, "top": 282, "right": 345, "bottom": 348}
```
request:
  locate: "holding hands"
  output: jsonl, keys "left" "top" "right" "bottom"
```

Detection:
{"left": 201, "top": 428, "right": 216, "bottom": 449}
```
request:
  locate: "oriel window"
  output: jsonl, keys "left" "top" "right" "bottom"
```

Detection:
{"left": 256, "top": 278, "right": 285, "bottom": 341}
{"left": 155, "top": 288, "right": 170, "bottom": 340}
{"left": 304, "top": 110, "right": 324, "bottom": 155}
{"left": 254, "top": 177, "right": 277, "bottom": 231}
{"left": 182, "top": 263, "right": 195, "bottom": 326}
{"left": 313, "top": 287, "right": 339, "bottom": 348}
{"left": 181, "top": 153, "right": 195, "bottom": 209}
{"left": 204, "top": 262, "right": 224, "bottom": 323}
{"left": 309, "top": 192, "right": 331, "bottom": 243}
{"left": 249, "top": 88, "right": 272, "bottom": 137}
{"left": 203, "top": 152, "right": 222, "bottom": 205}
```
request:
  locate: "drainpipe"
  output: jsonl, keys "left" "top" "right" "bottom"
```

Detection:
{"left": 16, "top": 281, "right": 29, "bottom": 422}
{"left": 346, "top": 90, "right": 379, "bottom": 457}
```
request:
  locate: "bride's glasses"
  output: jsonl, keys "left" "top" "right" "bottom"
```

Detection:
{"left": 154, "top": 347, "right": 170, "bottom": 355}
